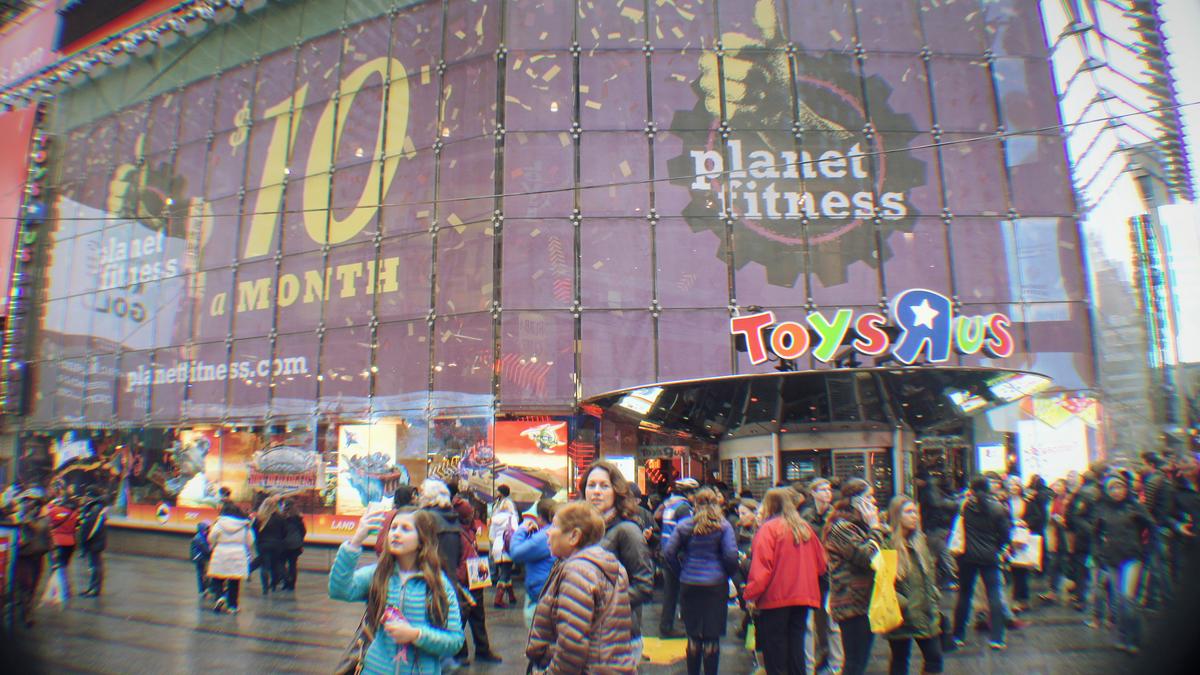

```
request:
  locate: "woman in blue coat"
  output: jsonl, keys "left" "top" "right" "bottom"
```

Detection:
{"left": 329, "top": 508, "right": 465, "bottom": 674}
{"left": 508, "top": 498, "right": 559, "bottom": 626}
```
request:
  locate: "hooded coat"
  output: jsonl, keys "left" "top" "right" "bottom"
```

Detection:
{"left": 206, "top": 514, "right": 255, "bottom": 579}
{"left": 526, "top": 544, "right": 637, "bottom": 674}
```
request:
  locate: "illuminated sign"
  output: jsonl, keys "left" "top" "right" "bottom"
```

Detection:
{"left": 730, "top": 288, "right": 1014, "bottom": 365}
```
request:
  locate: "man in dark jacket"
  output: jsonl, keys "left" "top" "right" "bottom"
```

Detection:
{"left": 1066, "top": 469, "right": 1102, "bottom": 609}
{"left": 76, "top": 487, "right": 109, "bottom": 597}
{"left": 951, "top": 476, "right": 1012, "bottom": 650}
{"left": 801, "top": 477, "right": 844, "bottom": 675}
{"left": 1141, "top": 451, "right": 1176, "bottom": 609}
{"left": 917, "top": 473, "right": 959, "bottom": 589}
{"left": 1090, "top": 473, "right": 1153, "bottom": 650}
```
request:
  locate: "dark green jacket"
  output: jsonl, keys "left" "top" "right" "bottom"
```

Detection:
{"left": 886, "top": 541, "right": 941, "bottom": 640}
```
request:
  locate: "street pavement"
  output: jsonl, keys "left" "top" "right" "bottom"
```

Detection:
{"left": 6, "top": 552, "right": 1155, "bottom": 673}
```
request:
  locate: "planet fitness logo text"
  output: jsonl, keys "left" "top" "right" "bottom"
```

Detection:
{"left": 731, "top": 289, "right": 1015, "bottom": 366}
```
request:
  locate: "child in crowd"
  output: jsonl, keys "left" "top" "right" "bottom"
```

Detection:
{"left": 191, "top": 521, "right": 213, "bottom": 596}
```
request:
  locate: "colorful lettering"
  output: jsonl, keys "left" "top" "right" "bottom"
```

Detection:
{"left": 853, "top": 313, "right": 890, "bottom": 356}
{"left": 808, "top": 309, "right": 854, "bottom": 362}
{"left": 769, "top": 321, "right": 811, "bottom": 360}
{"left": 731, "top": 311, "right": 776, "bottom": 365}
{"left": 890, "top": 289, "right": 954, "bottom": 364}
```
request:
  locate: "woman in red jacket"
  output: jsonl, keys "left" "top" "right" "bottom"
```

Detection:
{"left": 43, "top": 493, "right": 80, "bottom": 596}
{"left": 744, "top": 487, "right": 828, "bottom": 674}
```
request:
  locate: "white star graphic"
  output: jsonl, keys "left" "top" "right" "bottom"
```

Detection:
{"left": 911, "top": 300, "right": 940, "bottom": 329}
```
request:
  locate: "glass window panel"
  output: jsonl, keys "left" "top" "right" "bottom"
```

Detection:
{"left": 1011, "top": 217, "right": 1085, "bottom": 303}
{"left": 320, "top": 325, "right": 371, "bottom": 415}
{"left": 85, "top": 353, "right": 117, "bottom": 423}
{"left": 377, "top": 232, "right": 433, "bottom": 322}
{"left": 940, "top": 134, "right": 1008, "bottom": 215}
{"left": 380, "top": 147, "right": 436, "bottom": 236}
{"left": 806, "top": 216, "right": 882, "bottom": 308}
{"left": 114, "top": 102, "right": 150, "bottom": 156}
{"left": 656, "top": 217, "right": 729, "bottom": 309}
{"left": 580, "top": 310, "right": 654, "bottom": 398}
{"left": 241, "top": 114, "right": 292, "bottom": 194}
{"left": 375, "top": 320, "right": 430, "bottom": 410}
{"left": 436, "top": 221, "right": 494, "bottom": 314}
{"left": 181, "top": 341, "right": 228, "bottom": 419}
{"left": 444, "top": 0, "right": 501, "bottom": 64}
{"left": 650, "top": 50, "right": 707, "bottom": 130}
{"left": 280, "top": 175, "right": 323, "bottom": 255}
{"left": 231, "top": 260, "right": 277, "bottom": 338}
{"left": 206, "top": 132, "right": 249, "bottom": 200}
{"left": 294, "top": 101, "right": 334, "bottom": 177}
{"left": 192, "top": 268, "right": 235, "bottom": 342}
{"left": 199, "top": 195, "right": 241, "bottom": 269}
{"left": 929, "top": 57, "right": 996, "bottom": 133}
{"left": 179, "top": 77, "right": 218, "bottom": 144}
{"left": 856, "top": 0, "right": 923, "bottom": 53}
{"left": 433, "top": 313, "right": 494, "bottom": 402}
{"left": 505, "top": 51, "right": 574, "bottom": 132}
{"left": 145, "top": 95, "right": 179, "bottom": 157}
{"left": 214, "top": 64, "right": 256, "bottom": 132}
{"left": 324, "top": 242, "right": 376, "bottom": 328}
{"left": 439, "top": 136, "right": 497, "bottom": 227}
{"left": 172, "top": 141, "right": 210, "bottom": 212}
{"left": 29, "top": 360, "right": 58, "bottom": 424}
{"left": 295, "top": 32, "right": 344, "bottom": 106}
{"left": 658, "top": 309, "right": 732, "bottom": 381}
{"left": 499, "top": 311, "right": 575, "bottom": 404}
{"left": 441, "top": 57, "right": 498, "bottom": 141}
{"left": 993, "top": 58, "right": 1059, "bottom": 133}
{"left": 650, "top": 131, "right": 708, "bottom": 219}
{"left": 116, "top": 351, "right": 152, "bottom": 422}
{"left": 650, "top": 0, "right": 716, "bottom": 49}
{"left": 950, "top": 217, "right": 1018, "bottom": 304}
{"left": 983, "top": 0, "right": 1047, "bottom": 57}
{"left": 580, "top": 132, "right": 649, "bottom": 216}
{"left": 506, "top": 0, "right": 573, "bottom": 49}
{"left": 252, "top": 48, "right": 300, "bottom": 125}
{"left": 580, "top": 51, "right": 647, "bottom": 131}
{"left": 918, "top": 0, "right": 987, "bottom": 55}
{"left": 882, "top": 217, "right": 951, "bottom": 296}
{"left": 718, "top": 0, "right": 785, "bottom": 39}
{"left": 1004, "top": 135, "right": 1073, "bottom": 216}
{"left": 501, "top": 219, "right": 574, "bottom": 310}
{"left": 503, "top": 132, "right": 574, "bottom": 217}
{"left": 723, "top": 49, "right": 793, "bottom": 131}
{"left": 276, "top": 252, "right": 327, "bottom": 333}
{"left": 1024, "top": 302, "right": 1094, "bottom": 389}
{"left": 271, "top": 331, "right": 319, "bottom": 417}
{"left": 787, "top": 0, "right": 856, "bottom": 52}
{"left": 732, "top": 221, "right": 808, "bottom": 309}
{"left": 578, "top": 0, "right": 646, "bottom": 49}
{"left": 862, "top": 54, "right": 931, "bottom": 132}
{"left": 329, "top": 161, "right": 382, "bottom": 244}
{"left": 392, "top": 0, "right": 443, "bottom": 72}
{"left": 581, "top": 219, "right": 652, "bottom": 309}
{"left": 389, "top": 71, "right": 440, "bottom": 151}
{"left": 228, "top": 337, "right": 271, "bottom": 418}
{"left": 332, "top": 87, "right": 387, "bottom": 169}
{"left": 793, "top": 52, "right": 866, "bottom": 135}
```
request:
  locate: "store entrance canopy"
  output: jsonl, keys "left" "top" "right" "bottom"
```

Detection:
{"left": 582, "top": 367, "right": 1052, "bottom": 441}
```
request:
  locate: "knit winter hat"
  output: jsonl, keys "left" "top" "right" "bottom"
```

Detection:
{"left": 1103, "top": 474, "right": 1128, "bottom": 491}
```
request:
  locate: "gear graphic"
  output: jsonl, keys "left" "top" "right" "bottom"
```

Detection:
{"left": 667, "top": 45, "right": 927, "bottom": 288}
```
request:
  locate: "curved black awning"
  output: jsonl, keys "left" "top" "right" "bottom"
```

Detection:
{"left": 582, "top": 367, "right": 1051, "bottom": 441}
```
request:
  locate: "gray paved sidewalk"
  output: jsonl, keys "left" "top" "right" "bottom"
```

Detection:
{"left": 8, "top": 552, "right": 1149, "bottom": 673}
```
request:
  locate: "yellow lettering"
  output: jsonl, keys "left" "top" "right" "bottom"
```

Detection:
{"left": 304, "top": 58, "right": 409, "bottom": 246}
{"left": 277, "top": 273, "right": 300, "bottom": 307}
{"left": 364, "top": 258, "right": 376, "bottom": 295}
{"left": 236, "top": 277, "right": 272, "bottom": 312}
{"left": 303, "top": 269, "right": 328, "bottom": 304}
{"left": 376, "top": 256, "right": 399, "bottom": 294}
{"left": 209, "top": 292, "right": 227, "bottom": 316}
{"left": 242, "top": 85, "right": 309, "bottom": 258}
{"left": 335, "top": 263, "right": 363, "bottom": 298}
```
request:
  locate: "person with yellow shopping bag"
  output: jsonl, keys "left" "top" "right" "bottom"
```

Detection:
{"left": 882, "top": 497, "right": 944, "bottom": 675}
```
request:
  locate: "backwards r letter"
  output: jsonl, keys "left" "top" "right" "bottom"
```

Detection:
{"left": 891, "top": 289, "right": 954, "bottom": 364}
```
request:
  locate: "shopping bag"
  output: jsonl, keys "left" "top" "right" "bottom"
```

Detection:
{"left": 1010, "top": 534, "right": 1043, "bottom": 571}
{"left": 1011, "top": 525, "right": 1032, "bottom": 547}
{"left": 466, "top": 555, "right": 492, "bottom": 590}
{"left": 38, "top": 566, "right": 68, "bottom": 610}
{"left": 947, "top": 513, "right": 965, "bottom": 556}
{"left": 868, "top": 549, "right": 903, "bottom": 634}
{"left": 745, "top": 622, "right": 756, "bottom": 651}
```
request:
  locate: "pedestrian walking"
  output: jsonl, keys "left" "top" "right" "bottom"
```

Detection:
{"left": 950, "top": 475, "right": 1013, "bottom": 650}
{"left": 329, "top": 508, "right": 465, "bottom": 675}
{"left": 13, "top": 489, "right": 51, "bottom": 627}
{"left": 1005, "top": 476, "right": 1035, "bottom": 613}
{"left": 252, "top": 495, "right": 287, "bottom": 594}
{"left": 663, "top": 487, "right": 738, "bottom": 675}
{"left": 733, "top": 498, "right": 758, "bottom": 641}
{"left": 191, "top": 521, "right": 214, "bottom": 596}
{"left": 207, "top": 502, "right": 255, "bottom": 613}
{"left": 883, "top": 496, "right": 944, "bottom": 675}
{"left": 43, "top": 493, "right": 79, "bottom": 598}
{"left": 656, "top": 477, "right": 698, "bottom": 637}
{"left": 582, "top": 461, "right": 656, "bottom": 661}
{"left": 525, "top": 502, "right": 637, "bottom": 674}
{"left": 1040, "top": 479, "right": 1072, "bottom": 604}
{"left": 76, "top": 487, "right": 109, "bottom": 597}
{"left": 1089, "top": 472, "right": 1153, "bottom": 653}
{"left": 801, "top": 477, "right": 845, "bottom": 675}
{"left": 744, "top": 487, "right": 827, "bottom": 675}
{"left": 280, "top": 499, "right": 306, "bottom": 590}
{"left": 488, "top": 485, "right": 519, "bottom": 608}
{"left": 509, "top": 498, "right": 558, "bottom": 627}
{"left": 823, "top": 478, "right": 888, "bottom": 675}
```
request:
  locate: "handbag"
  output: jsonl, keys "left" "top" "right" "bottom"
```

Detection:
{"left": 868, "top": 548, "right": 903, "bottom": 634}
{"left": 334, "top": 613, "right": 375, "bottom": 675}
{"left": 1010, "top": 534, "right": 1043, "bottom": 571}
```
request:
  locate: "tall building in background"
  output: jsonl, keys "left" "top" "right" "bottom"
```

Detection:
{"left": 1041, "top": 0, "right": 1197, "bottom": 455}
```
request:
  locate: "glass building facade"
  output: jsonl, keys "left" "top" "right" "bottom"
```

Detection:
{"left": 11, "top": 0, "right": 1100, "bottom": 533}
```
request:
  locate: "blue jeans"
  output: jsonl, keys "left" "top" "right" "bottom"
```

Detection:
{"left": 953, "top": 561, "right": 1006, "bottom": 645}
{"left": 1093, "top": 560, "right": 1143, "bottom": 647}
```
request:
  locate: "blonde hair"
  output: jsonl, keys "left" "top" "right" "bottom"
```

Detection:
{"left": 761, "top": 488, "right": 813, "bottom": 544}
{"left": 418, "top": 478, "right": 452, "bottom": 509}
{"left": 691, "top": 487, "right": 725, "bottom": 536}
{"left": 887, "top": 496, "right": 933, "bottom": 580}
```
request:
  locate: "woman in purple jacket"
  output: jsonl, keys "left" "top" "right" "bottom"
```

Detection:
{"left": 665, "top": 487, "right": 739, "bottom": 675}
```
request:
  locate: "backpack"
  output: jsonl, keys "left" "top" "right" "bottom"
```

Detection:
{"left": 20, "top": 519, "right": 52, "bottom": 558}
